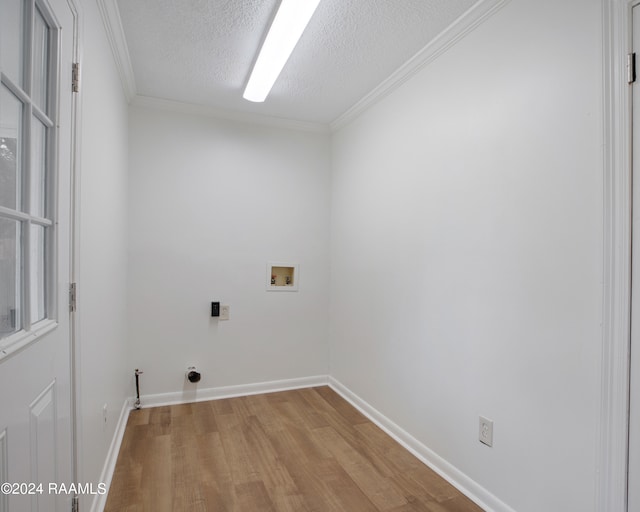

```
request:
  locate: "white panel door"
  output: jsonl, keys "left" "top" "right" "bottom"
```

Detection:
{"left": 0, "top": 0, "right": 76, "bottom": 510}
{"left": 631, "top": 4, "right": 640, "bottom": 512}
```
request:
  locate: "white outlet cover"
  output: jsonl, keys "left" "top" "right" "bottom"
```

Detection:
{"left": 220, "top": 305, "right": 230, "bottom": 320}
{"left": 479, "top": 416, "right": 493, "bottom": 447}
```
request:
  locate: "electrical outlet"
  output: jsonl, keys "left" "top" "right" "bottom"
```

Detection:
{"left": 220, "top": 304, "right": 230, "bottom": 320}
{"left": 103, "top": 404, "right": 108, "bottom": 424}
{"left": 479, "top": 416, "right": 493, "bottom": 447}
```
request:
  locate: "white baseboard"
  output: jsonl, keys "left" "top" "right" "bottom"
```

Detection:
{"left": 91, "top": 375, "right": 513, "bottom": 512}
{"left": 89, "top": 375, "right": 327, "bottom": 511}
{"left": 90, "top": 397, "right": 131, "bottom": 512}
{"left": 133, "top": 374, "right": 329, "bottom": 409}
{"left": 328, "top": 377, "right": 516, "bottom": 512}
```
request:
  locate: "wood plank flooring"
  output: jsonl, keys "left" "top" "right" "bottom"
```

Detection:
{"left": 104, "top": 386, "right": 484, "bottom": 512}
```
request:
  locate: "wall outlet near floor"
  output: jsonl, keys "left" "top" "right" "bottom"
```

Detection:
{"left": 220, "top": 304, "right": 230, "bottom": 320}
{"left": 103, "top": 403, "right": 108, "bottom": 424}
{"left": 479, "top": 416, "right": 493, "bottom": 447}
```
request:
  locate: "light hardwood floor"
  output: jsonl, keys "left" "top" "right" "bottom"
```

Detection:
{"left": 104, "top": 386, "right": 484, "bottom": 512}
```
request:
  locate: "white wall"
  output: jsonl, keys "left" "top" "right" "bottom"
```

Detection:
{"left": 77, "top": 0, "right": 130, "bottom": 502}
{"left": 329, "top": 1, "right": 602, "bottom": 511}
{"left": 127, "top": 105, "right": 331, "bottom": 397}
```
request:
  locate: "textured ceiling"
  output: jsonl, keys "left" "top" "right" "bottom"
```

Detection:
{"left": 116, "top": 0, "right": 479, "bottom": 125}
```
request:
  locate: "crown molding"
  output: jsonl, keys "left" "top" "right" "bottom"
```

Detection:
{"left": 94, "top": 0, "right": 507, "bottom": 133}
{"left": 131, "top": 95, "right": 331, "bottom": 133}
{"left": 329, "top": 0, "right": 511, "bottom": 132}
{"left": 96, "top": 0, "right": 136, "bottom": 101}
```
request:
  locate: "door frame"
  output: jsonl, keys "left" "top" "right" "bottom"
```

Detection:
{"left": 62, "top": 0, "right": 82, "bottom": 488}
{"left": 603, "top": 1, "right": 634, "bottom": 511}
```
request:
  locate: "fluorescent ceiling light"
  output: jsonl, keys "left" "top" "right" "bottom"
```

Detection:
{"left": 243, "top": 0, "right": 322, "bottom": 103}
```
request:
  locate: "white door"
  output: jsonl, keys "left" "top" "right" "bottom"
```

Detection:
{"left": 0, "top": 0, "right": 77, "bottom": 510}
{"left": 631, "top": 4, "right": 640, "bottom": 511}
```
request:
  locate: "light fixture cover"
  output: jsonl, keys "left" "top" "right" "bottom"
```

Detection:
{"left": 243, "top": 0, "right": 322, "bottom": 103}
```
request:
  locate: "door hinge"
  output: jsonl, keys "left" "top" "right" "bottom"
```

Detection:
{"left": 72, "top": 62, "right": 80, "bottom": 93}
{"left": 69, "top": 282, "right": 77, "bottom": 312}
{"left": 628, "top": 53, "right": 636, "bottom": 84}
{"left": 71, "top": 494, "right": 79, "bottom": 512}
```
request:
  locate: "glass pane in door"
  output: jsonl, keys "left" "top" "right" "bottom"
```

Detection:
{"left": 32, "top": 6, "right": 50, "bottom": 113}
{"left": 0, "top": 0, "right": 24, "bottom": 87}
{"left": 0, "top": 218, "right": 21, "bottom": 338}
{"left": 31, "top": 117, "right": 47, "bottom": 217}
{"left": 30, "top": 224, "right": 46, "bottom": 322}
{"left": 0, "top": 86, "right": 22, "bottom": 210}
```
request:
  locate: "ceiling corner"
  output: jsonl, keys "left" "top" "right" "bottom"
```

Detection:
{"left": 329, "top": 0, "right": 512, "bottom": 132}
{"left": 96, "top": 0, "right": 137, "bottom": 101}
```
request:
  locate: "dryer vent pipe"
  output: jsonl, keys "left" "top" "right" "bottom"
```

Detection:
{"left": 186, "top": 366, "right": 201, "bottom": 383}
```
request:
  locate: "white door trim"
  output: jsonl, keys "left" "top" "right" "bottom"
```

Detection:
{"left": 601, "top": 1, "right": 633, "bottom": 511}
{"left": 62, "top": 0, "right": 83, "bottom": 487}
